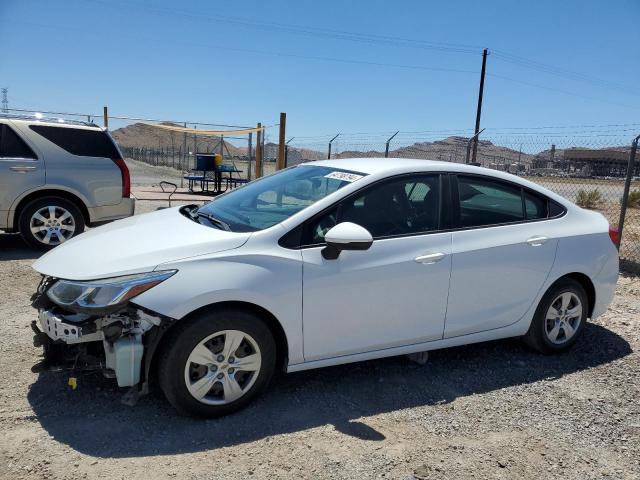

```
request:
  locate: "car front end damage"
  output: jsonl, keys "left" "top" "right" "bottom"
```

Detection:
{"left": 30, "top": 272, "right": 176, "bottom": 404}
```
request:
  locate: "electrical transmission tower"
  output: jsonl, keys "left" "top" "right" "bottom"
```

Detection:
{"left": 1, "top": 88, "right": 8, "bottom": 113}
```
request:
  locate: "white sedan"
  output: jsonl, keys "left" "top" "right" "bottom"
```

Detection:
{"left": 31, "top": 158, "right": 619, "bottom": 416}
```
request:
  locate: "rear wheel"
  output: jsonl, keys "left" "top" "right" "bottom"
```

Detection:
{"left": 524, "top": 278, "right": 588, "bottom": 354}
{"left": 19, "top": 196, "right": 85, "bottom": 250}
{"left": 158, "top": 308, "right": 276, "bottom": 417}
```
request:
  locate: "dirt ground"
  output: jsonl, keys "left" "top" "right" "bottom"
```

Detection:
{"left": 0, "top": 160, "right": 638, "bottom": 479}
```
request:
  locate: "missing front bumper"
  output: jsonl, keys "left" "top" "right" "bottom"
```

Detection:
{"left": 32, "top": 307, "right": 166, "bottom": 389}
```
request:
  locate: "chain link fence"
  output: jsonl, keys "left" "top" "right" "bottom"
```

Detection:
{"left": 108, "top": 116, "right": 281, "bottom": 182}
{"left": 289, "top": 130, "right": 640, "bottom": 273}
{"left": 4, "top": 108, "right": 638, "bottom": 272}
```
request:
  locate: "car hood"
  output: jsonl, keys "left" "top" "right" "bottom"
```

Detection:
{"left": 32, "top": 207, "right": 251, "bottom": 280}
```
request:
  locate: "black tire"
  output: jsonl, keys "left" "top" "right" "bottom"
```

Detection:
{"left": 157, "top": 308, "right": 276, "bottom": 417}
{"left": 523, "top": 278, "right": 588, "bottom": 354}
{"left": 19, "top": 196, "right": 85, "bottom": 250}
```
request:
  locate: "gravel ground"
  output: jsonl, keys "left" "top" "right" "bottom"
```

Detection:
{"left": 0, "top": 160, "right": 638, "bottom": 479}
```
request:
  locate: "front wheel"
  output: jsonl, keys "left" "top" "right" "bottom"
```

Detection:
{"left": 524, "top": 278, "right": 588, "bottom": 354}
{"left": 158, "top": 308, "right": 276, "bottom": 417}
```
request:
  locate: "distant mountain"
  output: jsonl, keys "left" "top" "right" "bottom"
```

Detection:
{"left": 111, "top": 122, "right": 245, "bottom": 157}
{"left": 287, "top": 136, "right": 532, "bottom": 167}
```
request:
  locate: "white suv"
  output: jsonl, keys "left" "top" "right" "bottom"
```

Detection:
{"left": 0, "top": 115, "right": 134, "bottom": 249}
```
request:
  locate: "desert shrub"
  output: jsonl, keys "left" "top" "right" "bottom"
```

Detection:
{"left": 626, "top": 189, "right": 640, "bottom": 209}
{"left": 576, "top": 188, "right": 602, "bottom": 209}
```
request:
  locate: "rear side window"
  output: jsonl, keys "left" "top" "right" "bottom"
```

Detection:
{"left": 30, "top": 125, "right": 119, "bottom": 158}
{"left": 457, "top": 176, "right": 524, "bottom": 227}
{"left": 0, "top": 124, "right": 37, "bottom": 159}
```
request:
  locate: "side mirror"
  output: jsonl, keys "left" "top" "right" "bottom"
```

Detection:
{"left": 322, "top": 222, "right": 373, "bottom": 260}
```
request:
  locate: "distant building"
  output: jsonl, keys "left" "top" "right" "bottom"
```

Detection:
{"left": 563, "top": 149, "right": 636, "bottom": 177}
{"left": 531, "top": 148, "right": 636, "bottom": 177}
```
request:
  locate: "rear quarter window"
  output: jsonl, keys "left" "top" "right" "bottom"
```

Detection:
{"left": 29, "top": 125, "right": 119, "bottom": 158}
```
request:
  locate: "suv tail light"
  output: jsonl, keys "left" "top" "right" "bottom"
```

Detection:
{"left": 609, "top": 225, "right": 620, "bottom": 246}
{"left": 111, "top": 158, "right": 131, "bottom": 198}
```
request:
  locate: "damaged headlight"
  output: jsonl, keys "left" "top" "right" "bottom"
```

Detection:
{"left": 47, "top": 270, "right": 176, "bottom": 312}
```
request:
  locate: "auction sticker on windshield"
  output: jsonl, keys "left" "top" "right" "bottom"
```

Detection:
{"left": 324, "top": 171, "right": 364, "bottom": 182}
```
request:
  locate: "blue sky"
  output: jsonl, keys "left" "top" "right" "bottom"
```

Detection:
{"left": 1, "top": 0, "right": 639, "bottom": 149}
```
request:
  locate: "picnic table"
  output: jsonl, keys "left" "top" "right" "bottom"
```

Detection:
{"left": 184, "top": 164, "right": 245, "bottom": 194}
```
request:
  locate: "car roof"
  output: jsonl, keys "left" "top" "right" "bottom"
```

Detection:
{"left": 0, "top": 114, "right": 102, "bottom": 130}
{"left": 301, "top": 157, "right": 574, "bottom": 207}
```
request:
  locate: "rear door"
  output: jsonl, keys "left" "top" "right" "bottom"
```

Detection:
{"left": 444, "top": 174, "right": 558, "bottom": 338}
{"left": 0, "top": 122, "right": 44, "bottom": 226}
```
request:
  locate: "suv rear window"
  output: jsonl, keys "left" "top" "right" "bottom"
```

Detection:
{"left": 0, "top": 124, "right": 37, "bottom": 159}
{"left": 29, "top": 125, "right": 119, "bottom": 158}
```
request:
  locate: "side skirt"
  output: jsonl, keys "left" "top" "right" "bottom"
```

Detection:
{"left": 286, "top": 318, "right": 531, "bottom": 373}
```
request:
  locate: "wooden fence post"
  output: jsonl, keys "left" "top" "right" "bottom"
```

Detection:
{"left": 255, "top": 123, "right": 263, "bottom": 178}
{"left": 277, "top": 112, "right": 286, "bottom": 170}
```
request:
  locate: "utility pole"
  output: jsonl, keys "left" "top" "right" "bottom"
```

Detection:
{"left": 277, "top": 112, "right": 286, "bottom": 170}
{"left": 471, "top": 48, "right": 488, "bottom": 164}
{"left": 328, "top": 133, "right": 340, "bottom": 159}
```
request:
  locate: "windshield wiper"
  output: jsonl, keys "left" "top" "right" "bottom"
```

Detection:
{"left": 196, "top": 212, "right": 231, "bottom": 231}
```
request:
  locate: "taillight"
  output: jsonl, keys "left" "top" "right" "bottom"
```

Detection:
{"left": 112, "top": 158, "right": 130, "bottom": 198}
{"left": 609, "top": 225, "right": 620, "bottom": 246}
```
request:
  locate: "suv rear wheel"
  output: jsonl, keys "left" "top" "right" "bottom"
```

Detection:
{"left": 19, "top": 196, "right": 85, "bottom": 250}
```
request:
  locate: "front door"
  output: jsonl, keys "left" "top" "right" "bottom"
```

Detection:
{"left": 0, "top": 122, "right": 44, "bottom": 225}
{"left": 301, "top": 174, "right": 452, "bottom": 361}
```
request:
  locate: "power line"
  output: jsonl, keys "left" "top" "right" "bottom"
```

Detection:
{"left": 12, "top": 17, "right": 639, "bottom": 111}
{"left": 84, "top": 0, "right": 640, "bottom": 98}
{"left": 83, "top": 0, "right": 483, "bottom": 55}
{"left": 487, "top": 73, "right": 640, "bottom": 110}
{"left": 12, "top": 20, "right": 478, "bottom": 77}
{"left": 491, "top": 50, "right": 640, "bottom": 97}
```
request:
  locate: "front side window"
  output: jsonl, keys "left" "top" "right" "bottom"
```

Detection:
{"left": 456, "top": 176, "right": 524, "bottom": 227}
{"left": 197, "top": 165, "right": 366, "bottom": 232}
{"left": 0, "top": 124, "right": 37, "bottom": 159}
{"left": 302, "top": 174, "right": 441, "bottom": 244}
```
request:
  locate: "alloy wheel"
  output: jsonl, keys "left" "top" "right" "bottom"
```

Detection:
{"left": 29, "top": 206, "right": 76, "bottom": 246}
{"left": 184, "top": 330, "right": 262, "bottom": 405}
{"left": 544, "top": 292, "right": 583, "bottom": 345}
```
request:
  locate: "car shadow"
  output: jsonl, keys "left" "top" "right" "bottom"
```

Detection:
{"left": 27, "top": 322, "right": 631, "bottom": 458}
{"left": 0, "top": 233, "right": 41, "bottom": 260}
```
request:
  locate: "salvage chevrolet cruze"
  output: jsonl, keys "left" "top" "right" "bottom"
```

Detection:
{"left": 30, "top": 158, "right": 619, "bottom": 417}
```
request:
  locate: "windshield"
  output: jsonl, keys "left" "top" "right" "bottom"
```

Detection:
{"left": 196, "top": 165, "right": 366, "bottom": 232}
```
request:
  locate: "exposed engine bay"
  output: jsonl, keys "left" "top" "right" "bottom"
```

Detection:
{"left": 30, "top": 275, "right": 174, "bottom": 403}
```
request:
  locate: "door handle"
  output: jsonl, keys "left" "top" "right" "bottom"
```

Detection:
{"left": 9, "top": 165, "right": 36, "bottom": 172}
{"left": 526, "top": 236, "right": 548, "bottom": 246}
{"left": 414, "top": 252, "right": 446, "bottom": 264}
